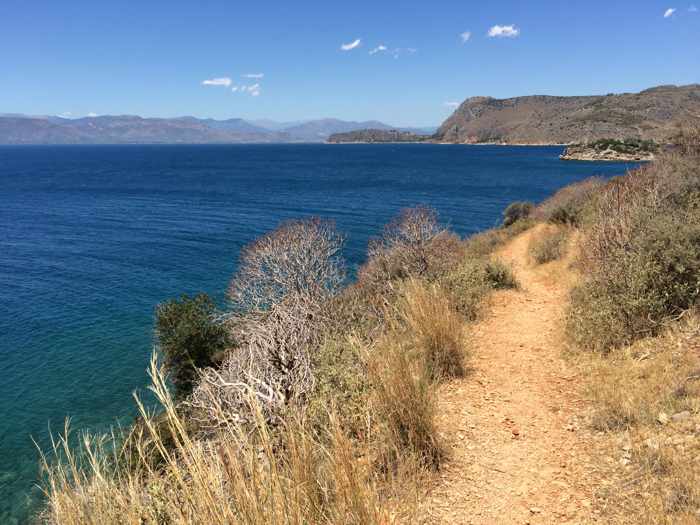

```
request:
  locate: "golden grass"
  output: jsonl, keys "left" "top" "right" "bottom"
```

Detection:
{"left": 577, "top": 313, "right": 700, "bottom": 523}
{"left": 399, "top": 279, "right": 466, "bottom": 380}
{"left": 40, "top": 355, "right": 395, "bottom": 525}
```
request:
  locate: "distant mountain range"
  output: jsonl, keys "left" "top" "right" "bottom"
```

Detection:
{"left": 434, "top": 84, "right": 700, "bottom": 144}
{"left": 3, "top": 84, "right": 697, "bottom": 146}
{"left": 0, "top": 114, "right": 436, "bottom": 145}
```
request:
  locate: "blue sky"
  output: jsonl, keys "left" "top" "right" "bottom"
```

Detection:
{"left": 1, "top": 1, "right": 698, "bottom": 126}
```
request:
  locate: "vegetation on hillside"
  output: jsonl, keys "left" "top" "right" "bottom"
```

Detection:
{"left": 583, "top": 138, "right": 659, "bottom": 154}
{"left": 39, "top": 206, "right": 523, "bottom": 524}
{"left": 552, "top": 128, "right": 700, "bottom": 523}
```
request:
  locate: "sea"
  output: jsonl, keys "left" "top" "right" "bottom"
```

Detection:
{"left": 0, "top": 143, "right": 637, "bottom": 523}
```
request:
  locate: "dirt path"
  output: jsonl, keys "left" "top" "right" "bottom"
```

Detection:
{"left": 421, "top": 225, "right": 599, "bottom": 524}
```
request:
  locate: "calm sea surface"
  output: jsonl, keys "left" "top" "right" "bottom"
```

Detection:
{"left": 0, "top": 144, "right": 636, "bottom": 523}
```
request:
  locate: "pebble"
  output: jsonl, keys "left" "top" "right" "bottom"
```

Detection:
{"left": 671, "top": 411, "right": 691, "bottom": 422}
{"left": 657, "top": 412, "right": 670, "bottom": 425}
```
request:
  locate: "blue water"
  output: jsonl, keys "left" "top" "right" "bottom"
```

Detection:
{"left": 0, "top": 144, "right": 636, "bottom": 523}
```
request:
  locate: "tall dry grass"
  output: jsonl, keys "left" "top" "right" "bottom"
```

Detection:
{"left": 399, "top": 280, "right": 466, "bottom": 380}
{"left": 40, "top": 355, "right": 393, "bottom": 525}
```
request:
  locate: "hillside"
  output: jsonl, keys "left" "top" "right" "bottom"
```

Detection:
{"left": 327, "top": 128, "right": 430, "bottom": 143}
{"left": 435, "top": 84, "right": 700, "bottom": 145}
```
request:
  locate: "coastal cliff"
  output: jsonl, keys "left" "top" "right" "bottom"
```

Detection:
{"left": 434, "top": 84, "right": 700, "bottom": 145}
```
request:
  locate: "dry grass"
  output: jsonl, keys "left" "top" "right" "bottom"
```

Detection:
{"left": 40, "top": 355, "right": 396, "bottom": 525}
{"left": 578, "top": 313, "right": 700, "bottom": 524}
{"left": 399, "top": 280, "right": 466, "bottom": 381}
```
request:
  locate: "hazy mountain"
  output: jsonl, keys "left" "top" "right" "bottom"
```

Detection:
{"left": 0, "top": 115, "right": 423, "bottom": 144}
{"left": 435, "top": 84, "right": 700, "bottom": 144}
{"left": 281, "top": 118, "right": 397, "bottom": 142}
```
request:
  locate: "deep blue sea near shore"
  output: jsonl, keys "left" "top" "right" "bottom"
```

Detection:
{"left": 0, "top": 144, "right": 637, "bottom": 523}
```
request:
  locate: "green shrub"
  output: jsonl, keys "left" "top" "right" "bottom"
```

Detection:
{"left": 502, "top": 201, "right": 534, "bottom": 227}
{"left": 528, "top": 229, "right": 568, "bottom": 264}
{"left": 484, "top": 260, "right": 518, "bottom": 289}
{"left": 155, "top": 293, "right": 230, "bottom": 397}
{"left": 569, "top": 213, "right": 700, "bottom": 352}
{"left": 307, "top": 338, "right": 370, "bottom": 437}
{"left": 440, "top": 259, "right": 517, "bottom": 319}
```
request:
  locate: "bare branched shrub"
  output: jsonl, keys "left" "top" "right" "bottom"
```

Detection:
{"left": 358, "top": 207, "right": 464, "bottom": 298}
{"left": 189, "top": 299, "right": 319, "bottom": 432}
{"left": 228, "top": 217, "right": 345, "bottom": 313}
{"left": 189, "top": 219, "right": 347, "bottom": 431}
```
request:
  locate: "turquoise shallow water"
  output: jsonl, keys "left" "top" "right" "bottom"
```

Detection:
{"left": 0, "top": 144, "right": 637, "bottom": 523}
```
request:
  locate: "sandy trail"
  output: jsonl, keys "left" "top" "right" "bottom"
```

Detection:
{"left": 421, "top": 225, "right": 598, "bottom": 524}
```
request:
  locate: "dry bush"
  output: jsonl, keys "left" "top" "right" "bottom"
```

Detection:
{"left": 399, "top": 280, "right": 466, "bottom": 380}
{"left": 528, "top": 227, "right": 568, "bottom": 265}
{"left": 191, "top": 219, "right": 347, "bottom": 432}
{"left": 40, "top": 355, "right": 395, "bottom": 525}
{"left": 188, "top": 298, "right": 321, "bottom": 433}
{"left": 569, "top": 145, "right": 700, "bottom": 352}
{"left": 228, "top": 217, "right": 345, "bottom": 313}
{"left": 533, "top": 177, "right": 604, "bottom": 226}
{"left": 358, "top": 207, "right": 464, "bottom": 295}
{"left": 307, "top": 337, "right": 371, "bottom": 438}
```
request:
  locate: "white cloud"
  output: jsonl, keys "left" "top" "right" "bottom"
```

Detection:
{"left": 460, "top": 31, "right": 472, "bottom": 43}
{"left": 487, "top": 25, "right": 520, "bottom": 38}
{"left": 202, "top": 77, "right": 232, "bottom": 87}
{"left": 664, "top": 7, "right": 676, "bottom": 17}
{"left": 243, "top": 73, "right": 264, "bottom": 79}
{"left": 369, "top": 44, "right": 388, "bottom": 55}
{"left": 444, "top": 101, "right": 460, "bottom": 108}
{"left": 231, "top": 83, "right": 261, "bottom": 96}
{"left": 690, "top": 5, "right": 699, "bottom": 11}
{"left": 87, "top": 112, "right": 98, "bottom": 117}
{"left": 58, "top": 111, "right": 72, "bottom": 118}
{"left": 341, "top": 38, "right": 361, "bottom": 51}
